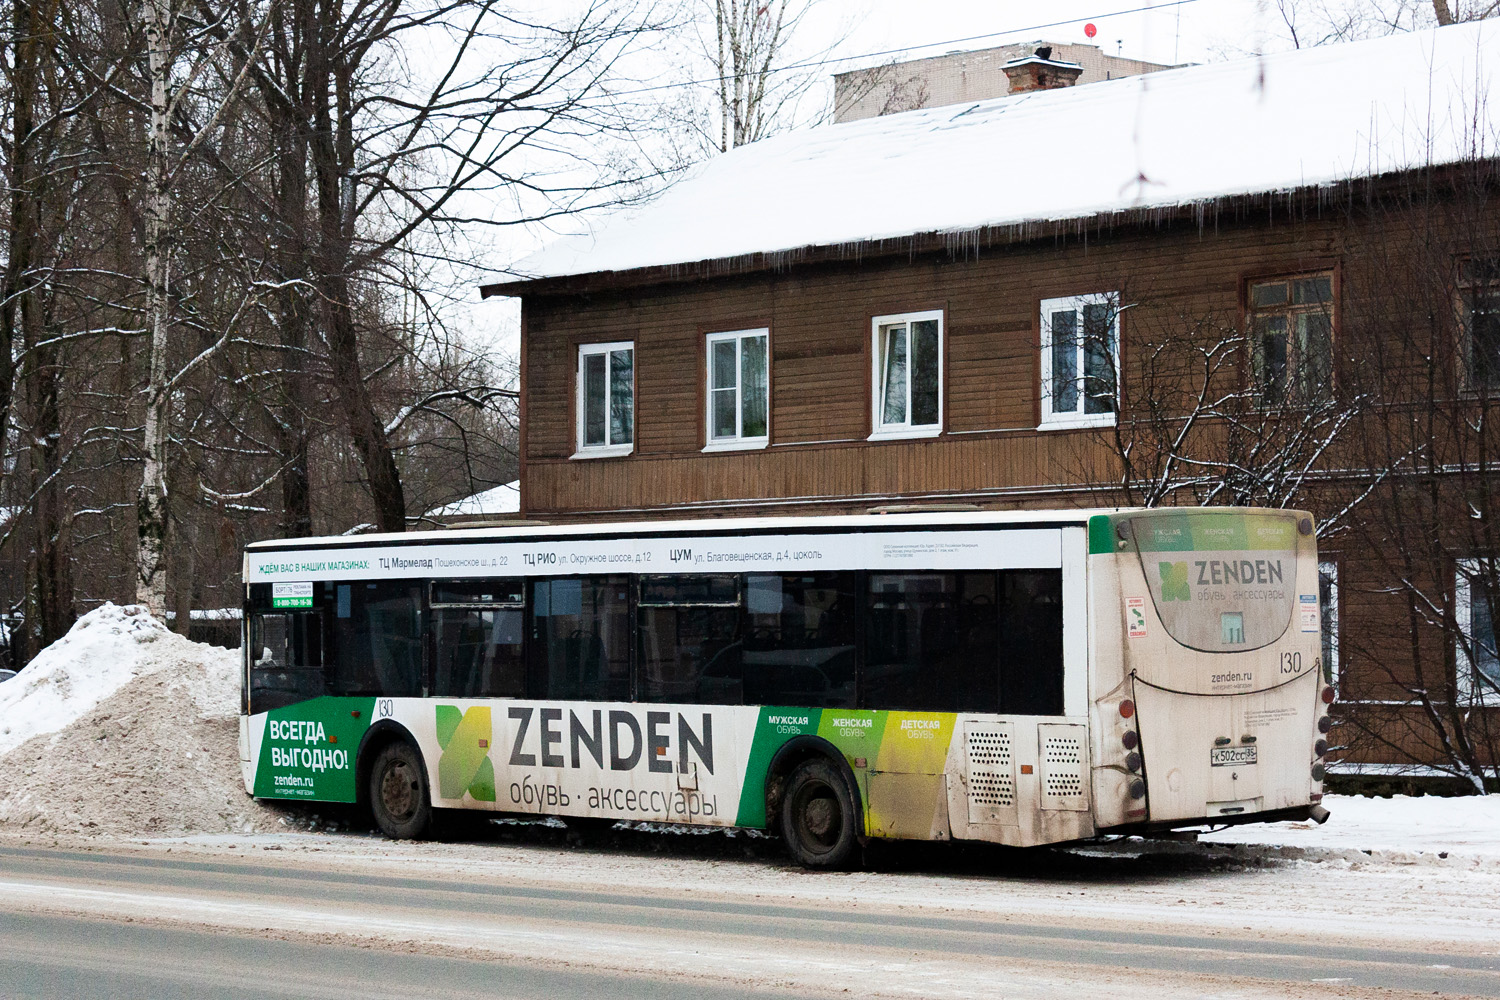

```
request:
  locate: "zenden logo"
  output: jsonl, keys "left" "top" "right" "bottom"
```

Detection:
{"left": 1159, "top": 561, "right": 1191, "bottom": 601}
{"left": 436, "top": 705, "right": 496, "bottom": 802}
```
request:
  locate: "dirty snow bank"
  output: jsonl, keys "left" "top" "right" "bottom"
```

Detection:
{"left": 0, "top": 603, "right": 280, "bottom": 836}
{"left": 1202, "top": 793, "right": 1500, "bottom": 860}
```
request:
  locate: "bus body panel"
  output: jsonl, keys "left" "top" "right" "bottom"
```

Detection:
{"left": 243, "top": 697, "right": 1097, "bottom": 844}
{"left": 1087, "top": 509, "right": 1324, "bottom": 828}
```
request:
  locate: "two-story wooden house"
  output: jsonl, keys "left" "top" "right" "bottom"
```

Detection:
{"left": 482, "top": 24, "right": 1500, "bottom": 781}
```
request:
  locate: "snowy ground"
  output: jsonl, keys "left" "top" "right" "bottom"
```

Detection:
{"left": 1201, "top": 793, "right": 1500, "bottom": 861}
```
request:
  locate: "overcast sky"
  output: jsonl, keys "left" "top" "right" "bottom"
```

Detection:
{"left": 833, "top": 0, "right": 1281, "bottom": 73}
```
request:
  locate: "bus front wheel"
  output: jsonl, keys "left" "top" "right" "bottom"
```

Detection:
{"left": 780, "top": 758, "right": 857, "bottom": 869}
{"left": 369, "top": 741, "right": 432, "bottom": 840}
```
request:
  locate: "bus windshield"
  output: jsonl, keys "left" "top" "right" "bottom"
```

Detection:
{"left": 1130, "top": 510, "right": 1300, "bottom": 653}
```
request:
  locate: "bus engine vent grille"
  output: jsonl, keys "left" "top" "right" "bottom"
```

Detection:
{"left": 967, "top": 728, "right": 1012, "bottom": 768}
{"left": 965, "top": 723, "right": 1017, "bottom": 823}
{"left": 970, "top": 773, "right": 1014, "bottom": 807}
{"left": 1038, "top": 725, "right": 1090, "bottom": 811}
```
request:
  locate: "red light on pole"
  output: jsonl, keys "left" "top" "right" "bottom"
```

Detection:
{"left": 1084, "top": 22, "right": 1097, "bottom": 38}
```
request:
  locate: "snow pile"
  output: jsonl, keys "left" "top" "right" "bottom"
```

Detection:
{"left": 505, "top": 22, "right": 1499, "bottom": 283}
{"left": 0, "top": 603, "right": 278, "bottom": 837}
{"left": 1203, "top": 793, "right": 1500, "bottom": 860}
{"left": 0, "top": 603, "right": 221, "bottom": 756}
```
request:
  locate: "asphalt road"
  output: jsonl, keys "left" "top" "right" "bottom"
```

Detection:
{"left": 0, "top": 843, "right": 1494, "bottom": 998}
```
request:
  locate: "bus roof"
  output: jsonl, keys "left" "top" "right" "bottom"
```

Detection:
{"left": 245, "top": 507, "right": 1144, "bottom": 553}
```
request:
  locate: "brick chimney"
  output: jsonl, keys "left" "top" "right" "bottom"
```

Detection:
{"left": 1002, "top": 46, "right": 1084, "bottom": 94}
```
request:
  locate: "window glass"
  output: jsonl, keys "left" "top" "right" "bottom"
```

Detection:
{"left": 1461, "top": 261, "right": 1500, "bottom": 389}
{"left": 911, "top": 320, "right": 940, "bottom": 425}
{"left": 328, "top": 582, "right": 423, "bottom": 696}
{"left": 1248, "top": 273, "right": 1333, "bottom": 405}
{"left": 1254, "top": 314, "right": 1289, "bottom": 405}
{"left": 998, "top": 570, "right": 1064, "bottom": 715}
{"left": 249, "top": 612, "right": 324, "bottom": 712}
{"left": 610, "top": 348, "right": 634, "bottom": 444}
{"left": 434, "top": 607, "right": 525, "bottom": 698}
{"left": 863, "top": 572, "right": 998, "bottom": 713}
{"left": 881, "top": 324, "right": 908, "bottom": 424}
{"left": 639, "top": 605, "right": 742, "bottom": 705}
{"left": 1472, "top": 581, "right": 1500, "bottom": 691}
{"left": 529, "top": 576, "right": 630, "bottom": 701}
{"left": 640, "top": 575, "right": 739, "bottom": 605}
{"left": 710, "top": 339, "right": 737, "bottom": 438}
{"left": 431, "top": 579, "right": 523, "bottom": 606}
{"left": 1082, "top": 303, "right": 1116, "bottom": 415}
{"left": 1460, "top": 561, "right": 1500, "bottom": 703}
{"left": 1050, "top": 309, "right": 1079, "bottom": 414}
{"left": 584, "top": 352, "right": 607, "bottom": 446}
{"left": 578, "top": 344, "right": 633, "bottom": 451}
{"left": 741, "top": 334, "right": 768, "bottom": 437}
{"left": 1041, "top": 294, "right": 1118, "bottom": 426}
{"left": 743, "top": 573, "right": 856, "bottom": 709}
{"left": 638, "top": 575, "right": 743, "bottom": 704}
{"left": 874, "top": 314, "right": 941, "bottom": 432}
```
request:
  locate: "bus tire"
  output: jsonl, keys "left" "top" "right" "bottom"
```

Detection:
{"left": 369, "top": 741, "right": 432, "bottom": 840}
{"left": 780, "top": 757, "right": 858, "bottom": 869}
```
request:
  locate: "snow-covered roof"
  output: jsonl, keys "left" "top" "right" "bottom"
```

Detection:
{"left": 497, "top": 23, "right": 1497, "bottom": 288}
{"left": 427, "top": 480, "right": 521, "bottom": 518}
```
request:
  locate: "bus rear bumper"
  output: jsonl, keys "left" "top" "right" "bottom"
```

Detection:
{"left": 1099, "top": 802, "right": 1329, "bottom": 838}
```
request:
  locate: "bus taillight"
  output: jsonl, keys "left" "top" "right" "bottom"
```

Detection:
{"left": 1121, "top": 730, "right": 1139, "bottom": 750}
{"left": 1320, "top": 686, "right": 1336, "bottom": 705}
{"left": 1119, "top": 699, "right": 1136, "bottom": 719}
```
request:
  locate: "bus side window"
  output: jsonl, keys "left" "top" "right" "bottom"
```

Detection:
{"left": 862, "top": 572, "right": 999, "bottom": 714}
{"left": 328, "top": 582, "right": 423, "bottom": 697}
{"left": 432, "top": 579, "right": 525, "bottom": 699}
{"left": 998, "top": 569, "right": 1064, "bottom": 716}
{"left": 638, "top": 575, "right": 742, "bottom": 705}
{"left": 743, "top": 573, "right": 856, "bottom": 709}
{"left": 529, "top": 577, "right": 630, "bottom": 701}
{"left": 249, "top": 611, "right": 324, "bottom": 712}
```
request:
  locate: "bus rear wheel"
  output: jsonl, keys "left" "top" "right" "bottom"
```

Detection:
{"left": 369, "top": 741, "right": 432, "bottom": 840}
{"left": 780, "top": 758, "right": 857, "bottom": 869}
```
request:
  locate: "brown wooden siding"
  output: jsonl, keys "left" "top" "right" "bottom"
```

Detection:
{"left": 521, "top": 214, "right": 1342, "bottom": 517}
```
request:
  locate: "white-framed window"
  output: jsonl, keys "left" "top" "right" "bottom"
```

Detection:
{"left": 574, "top": 341, "right": 634, "bottom": 458}
{"left": 704, "top": 328, "right": 769, "bottom": 451}
{"left": 870, "top": 310, "right": 943, "bottom": 440}
{"left": 1039, "top": 292, "right": 1120, "bottom": 429}
{"left": 1455, "top": 558, "right": 1500, "bottom": 705}
{"left": 1318, "top": 559, "right": 1340, "bottom": 688}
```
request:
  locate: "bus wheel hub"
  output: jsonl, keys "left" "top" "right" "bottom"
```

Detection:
{"left": 382, "top": 765, "right": 415, "bottom": 818}
{"left": 804, "top": 795, "right": 835, "bottom": 838}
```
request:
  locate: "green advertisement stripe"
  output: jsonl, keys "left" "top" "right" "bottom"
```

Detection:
{"left": 252, "top": 696, "right": 374, "bottom": 802}
{"left": 734, "top": 707, "right": 822, "bottom": 827}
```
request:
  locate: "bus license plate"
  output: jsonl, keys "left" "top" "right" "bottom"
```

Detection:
{"left": 1210, "top": 746, "right": 1258, "bottom": 767}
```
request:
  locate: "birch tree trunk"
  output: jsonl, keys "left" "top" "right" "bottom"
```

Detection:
{"left": 137, "top": 0, "right": 174, "bottom": 615}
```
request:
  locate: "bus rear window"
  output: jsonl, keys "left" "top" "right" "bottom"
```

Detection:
{"left": 1131, "top": 512, "right": 1299, "bottom": 653}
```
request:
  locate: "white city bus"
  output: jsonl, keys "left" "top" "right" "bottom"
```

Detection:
{"left": 239, "top": 507, "right": 1332, "bottom": 867}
